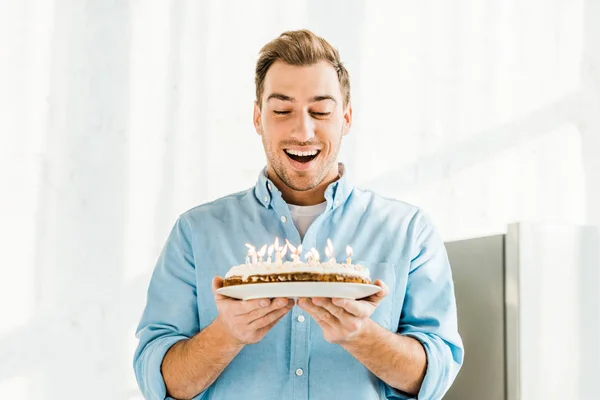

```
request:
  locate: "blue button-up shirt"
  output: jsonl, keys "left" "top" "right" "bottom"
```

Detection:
{"left": 134, "top": 165, "right": 464, "bottom": 400}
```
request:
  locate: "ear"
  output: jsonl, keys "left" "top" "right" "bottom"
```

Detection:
{"left": 254, "top": 101, "right": 263, "bottom": 136}
{"left": 342, "top": 102, "right": 353, "bottom": 136}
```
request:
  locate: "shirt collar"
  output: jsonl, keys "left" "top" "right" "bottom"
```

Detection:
{"left": 254, "top": 163, "right": 353, "bottom": 211}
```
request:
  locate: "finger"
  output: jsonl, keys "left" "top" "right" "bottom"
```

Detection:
{"left": 242, "top": 297, "right": 292, "bottom": 323}
{"left": 212, "top": 278, "right": 276, "bottom": 310}
{"left": 312, "top": 297, "right": 349, "bottom": 319}
{"left": 331, "top": 297, "right": 372, "bottom": 318}
{"left": 227, "top": 298, "right": 271, "bottom": 315}
{"left": 255, "top": 310, "right": 292, "bottom": 337}
{"left": 214, "top": 283, "right": 273, "bottom": 315}
{"left": 218, "top": 297, "right": 272, "bottom": 316}
{"left": 313, "top": 297, "right": 364, "bottom": 329}
{"left": 298, "top": 300, "right": 336, "bottom": 330}
{"left": 298, "top": 298, "right": 341, "bottom": 330}
{"left": 358, "top": 279, "right": 390, "bottom": 303}
{"left": 373, "top": 279, "right": 389, "bottom": 298}
{"left": 212, "top": 276, "right": 228, "bottom": 300}
{"left": 249, "top": 302, "right": 293, "bottom": 330}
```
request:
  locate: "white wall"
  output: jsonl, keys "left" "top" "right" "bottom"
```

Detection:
{"left": 505, "top": 223, "right": 600, "bottom": 400}
{"left": 0, "top": 0, "right": 598, "bottom": 398}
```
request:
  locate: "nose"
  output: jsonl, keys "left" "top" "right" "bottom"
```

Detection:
{"left": 291, "top": 110, "right": 315, "bottom": 142}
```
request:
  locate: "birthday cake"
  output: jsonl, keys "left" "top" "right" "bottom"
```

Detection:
{"left": 223, "top": 239, "right": 371, "bottom": 287}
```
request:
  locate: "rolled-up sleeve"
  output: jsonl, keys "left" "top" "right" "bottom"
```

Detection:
{"left": 386, "top": 210, "right": 464, "bottom": 399}
{"left": 133, "top": 215, "right": 200, "bottom": 399}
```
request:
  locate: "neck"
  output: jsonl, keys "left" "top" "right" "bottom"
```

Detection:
{"left": 267, "top": 165, "right": 340, "bottom": 206}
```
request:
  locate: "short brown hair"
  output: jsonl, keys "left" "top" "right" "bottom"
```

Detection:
{"left": 255, "top": 29, "right": 351, "bottom": 108}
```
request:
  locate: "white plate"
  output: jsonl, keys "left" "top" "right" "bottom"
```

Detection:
{"left": 216, "top": 282, "right": 381, "bottom": 300}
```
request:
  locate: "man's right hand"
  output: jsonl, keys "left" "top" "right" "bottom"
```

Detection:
{"left": 212, "top": 276, "right": 293, "bottom": 345}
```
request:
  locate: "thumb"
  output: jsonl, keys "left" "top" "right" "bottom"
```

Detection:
{"left": 212, "top": 276, "right": 224, "bottom": 294}
{"left": 373, "top": 279, "right": 389, "bottom": 298}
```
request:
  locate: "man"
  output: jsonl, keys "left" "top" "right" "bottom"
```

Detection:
{"left": 134, "top": 29, "right": 463, "bottom": 400}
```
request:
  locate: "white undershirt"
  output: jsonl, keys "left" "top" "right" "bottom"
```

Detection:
{"left": 288, "top": 201, "right": 327, "bottom": 240}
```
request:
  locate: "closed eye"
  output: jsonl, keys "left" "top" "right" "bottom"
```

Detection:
{"left": 311, "top": 112, "right": 331, "bottom": 117}
{"left": 273, "top": 110, "right": 291, "bottom": 115}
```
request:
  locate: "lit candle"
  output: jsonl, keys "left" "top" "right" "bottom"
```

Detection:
{"left": 267, "top": 244, "right": 274, "bottom": 263}
{"left": 305, "top": 251, "right": 313, "bottom": 263}
{"left": 311, "top": 248, "right": 320, "bottom": 265}
{"left": 295, "top": 244, "right": 303, "bottom": 262}
{"left": 257, "top": 244, "right": 267, "bottom": 263}
{"left": 276, "top": 244, "right": 287, "bottom": 269}
{"left": 286, "top": 240, "right": 302, "bottom": 263}
{"left": 276, "top": 245, "right": 285, "bottom": 264}
{"left": 246, "top": 243, "right": 257, "bottom": 264}
{"left": 346, "top": 245, "right": 353, "bottom": 265}
{"left": 285, "top": 239, "right": 295, "bottom": 254}
{"left": 325, "top": 239, "right": 335, "bottom": 263}
{"left": 274, "top": 237, "right": 282, "bottom": 263}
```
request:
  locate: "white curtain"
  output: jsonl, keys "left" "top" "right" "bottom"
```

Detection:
{"left": 1, "top": 0, "right": 598, "bottom": 398}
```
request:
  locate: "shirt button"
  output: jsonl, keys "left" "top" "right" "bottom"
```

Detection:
{"left": 297, "top": 315, "right": 305, "bottom": 323}
{"left": 264, "top": 196, "right": 269, "bottom": 202}
{"left": 281, "top": 216, "right": 287, "bottom": 223}
{"left": 295, "top": 368, "right": 304, "bottom": 376}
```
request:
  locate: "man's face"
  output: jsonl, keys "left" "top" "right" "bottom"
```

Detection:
{"left": 254, "top": 60, "right": 352, "bottom": 192}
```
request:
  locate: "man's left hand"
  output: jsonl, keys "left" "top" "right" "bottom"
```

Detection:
{"left": 297, "top": 279, "right": 389, "bottom": 344}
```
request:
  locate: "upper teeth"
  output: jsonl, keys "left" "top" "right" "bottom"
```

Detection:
{"left": 285, "top": 149, "right": 318, "bottom": 156}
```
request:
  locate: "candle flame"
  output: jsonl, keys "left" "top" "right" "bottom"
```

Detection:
{"left": 297, "top": 244, "right": 302, "bottom": 254}
{"left": 274, "top": 237, "right": 279, "bottom": 250}
{"left": 326, "top": 239, "right": 335, "bottom": 259}
{"left": 258, "top": 244, "right": 267, "bottom": 257}
{"left": 346, "top": 245, "right": 353, "bottom": 257}
{"left": 286, "top": 239, "right": 296, "bottom": 254}
{"left": 268, "top": 244, "right": 274, "bottom": 255}
{"left": 327, "top": 238, "right": 334, "bottom": 251}
{"left": 311, "top": 248, "right": 320, "bottom": 261}
{"left": 281, "top": 243, "right": 288, "bottom": 257}
{"left": 245, "top": 243, "right": 255, "bottom": 250}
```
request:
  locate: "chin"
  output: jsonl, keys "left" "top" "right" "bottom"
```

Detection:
{"left": 282, "top": 174, "right": 320, "bottom": 191}
{"left": 284, "top": 179, "right": 315, "bottom": 191}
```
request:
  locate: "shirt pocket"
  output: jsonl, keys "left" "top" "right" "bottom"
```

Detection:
{"left": 355, "top": 261, "right": 397, "bottom": 331}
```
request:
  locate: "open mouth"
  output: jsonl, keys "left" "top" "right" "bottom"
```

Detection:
{"left": 284, "top": 149, "right": 321, "bottom": 164}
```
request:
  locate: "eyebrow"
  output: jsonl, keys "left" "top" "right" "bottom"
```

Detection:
{"left": 266, "top": 93, "right": 337, "bottom": 104}
{"left": 267, "top": 93, "right": 294, "bottom": 102}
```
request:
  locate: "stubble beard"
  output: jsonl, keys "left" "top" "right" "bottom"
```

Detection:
{"left": 263, "top": 136, "right": 342, "bottom": 192}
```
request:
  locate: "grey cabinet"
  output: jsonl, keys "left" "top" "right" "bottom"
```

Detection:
{"left": 443, "top": 223, "right": 600, "bottom": 400}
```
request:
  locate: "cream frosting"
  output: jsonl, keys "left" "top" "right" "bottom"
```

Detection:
{"left": 225, "top": 260, "right": 371, "bottom": 281}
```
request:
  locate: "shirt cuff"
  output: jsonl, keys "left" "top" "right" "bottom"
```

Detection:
{"left": 135, "top": 335, "right": 186, "bottom": 400}
{"left": 381, "top": 331, "right": 444, "bottom": 399}
{"left": 403, "top": 331, "right": 447, "bottom": 400}
{"left": 383, "top": 383, "right": 416, "bottom": 399}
